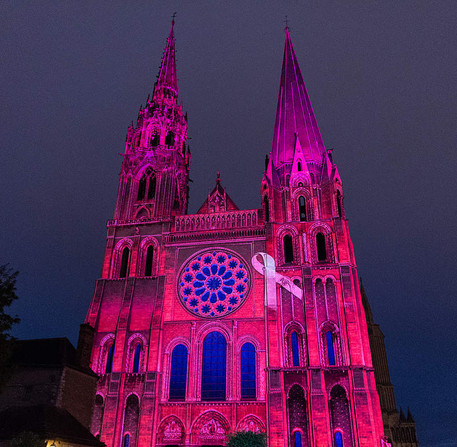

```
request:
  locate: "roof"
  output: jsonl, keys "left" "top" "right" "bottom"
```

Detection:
{"left": 0, "top": 405, "right": 105, "bottom": 447}
{"left": 270, "top": 28, "right": 326, "bottom": 168}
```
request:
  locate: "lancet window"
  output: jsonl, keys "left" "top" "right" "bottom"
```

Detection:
{"left": 284, "top": 235, "right": 294, "bottom": 263}
{"left": 299, "top": 196, "right": 307, "bottom": 221}
{"left": 119, "top": 247, "right": 130, "bottom": 278}
{"left": 288, "top": 385, "right": 309, "bottom": 446}
{"left": 132, "top": 343, "right": 141, "bottom": 373}
{"left": 137, "top": 167, "right": 156, "bottom": 202}
{"left": 144, "top": 246, "right": 154, "bottom": 276}
{"left": 264, "top": 196, "right": 270, "bottom": 222}
{"left": 291, "top": 331, "right": 300, "bottom": 366}
{"left": 122, "top": 395, "right": 139, "bottom": 447}
{"left": 240, "top": 342, "right": 256, "bottom": 399}
{"left": 150, "top": 132, "right": 160, "bottom": 147}
{"left": 165, "top": 131, "right": 175, "bottom": 146}
{"left": 336, "top": 190, "right": 343, "bottom": 217}
{"left": 169, "top": 344, "right": 188, "bottom": 400}
{"left": 105, "top": 342, "right": 115, "bottom": 374}
{"left": 201, "top": 332, "right": 226, "bottom": 401}
{"left": 316, "top": 232, "right": 327, "bottom": 261}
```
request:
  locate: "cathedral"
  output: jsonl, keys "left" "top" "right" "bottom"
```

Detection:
{"left": 84, "top": 21, "right": 418, "bottom": 447}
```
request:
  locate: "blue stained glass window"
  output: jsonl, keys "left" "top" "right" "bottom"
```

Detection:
{"left": 201, "top": 332, "right": 226, "bottom": 401}
{"left": 291, "top": 332, "right": 300, "bottom": 366}
{"left": 132, "top": 343, "right": 141, "bottom": 373}
{"left": 169, "top": 344, "right": 188, "bottom": 400}
{"left": 335, "top": 431, "right": 343, "bottom": 447}
{"left": 326, "top": 331, "right": 336, "bottom": 365}
{"left": 241, "top": 343, "right": 256, "bottom": 399}
{"left": 294, "top": 431, "right": 302, "bottom": 447}
{"left": 105, "top": 343, "right": 114, "bottom": 374}
{"left": 123, "top": 434, "right": 130, "bottom": 447}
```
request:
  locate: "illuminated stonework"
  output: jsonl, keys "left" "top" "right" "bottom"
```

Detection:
{"left": 178, "top": 250, "right": 250, "bottom": 318}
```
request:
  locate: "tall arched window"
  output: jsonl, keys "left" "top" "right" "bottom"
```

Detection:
{"left": 165, "top": 131, "right": 175, "bottom": 145}
{"left": 119, "top": 247, "right": 130, "bottom": 278}
{"left": 288, "top": 385, "right": 309, "bottom": 446}
{"left": 105, "top": 343, "right": 114, "bottom": 374}
{"left": 91, "top": 394, "right": 104, "bottom": 437}
{"left": 297, "top": 161, "right": 302, "bottom": 171}
{"left": 284, "top": 235, "right": 294, "bottom": 263}
{"left": 299, "top": 196, "right": 307, "bottom": 221}
{"left": 291, "top": 331, "right": 300, "bottom": 367}
{"left": 169, "top": 344, "right": 188, "bottom": 400}
{"left": 132, "top": 343, "right": 141, "bottom": 373}
{"left": 241, "top": 343, "right": 256, "bottom": 399}
{"left": 294, "top": 431, "right": 303, "bottom": 447}
{"left": 326, "top": 331, "right": 336, "bottom": 366}
{"left": 316, "top": 233, "right": 327, "bottom": 261}
{"left": 144, "top": 246, "right": 154, "bottom": 276}
{"left": 264, "top": 196, "right": 270, "bottom": 222}
{"left": 123, "top": 395, "right": 139, "bottom": 447}
{"left": 330, "top": 386, "right": 353, "bottom": 447}
{"left": 201, "top": 332, "right": 226, "bottom": 401}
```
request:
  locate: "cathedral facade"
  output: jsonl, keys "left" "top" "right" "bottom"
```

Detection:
{"left": 85, "top": 22, "right": 398, "bottom": 447}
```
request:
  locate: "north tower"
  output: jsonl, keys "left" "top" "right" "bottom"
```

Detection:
{"left": 85, "top": 23, "right": 390, "bottom": 447}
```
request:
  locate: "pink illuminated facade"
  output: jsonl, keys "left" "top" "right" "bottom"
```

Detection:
{"left": 85, "top": 22, "right": 392, "bottom": 447}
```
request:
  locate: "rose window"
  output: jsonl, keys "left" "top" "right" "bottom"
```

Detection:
{"left": 177, "top": 250, "right": 250, "bottom": 318}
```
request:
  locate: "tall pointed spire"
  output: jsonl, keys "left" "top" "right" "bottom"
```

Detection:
{"left": 156, "top": 19, "right": 178, "bottom": 94}
{"left": 270, "top": 28, "right": 326, "bottom": 168}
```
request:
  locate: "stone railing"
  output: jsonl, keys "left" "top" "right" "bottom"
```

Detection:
{"left": 174, "top": 209, "right": 261, "bottom": 232}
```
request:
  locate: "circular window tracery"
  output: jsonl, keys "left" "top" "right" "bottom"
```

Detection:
{"left": 177, "top": 250, "right": 250, "bottom": 318}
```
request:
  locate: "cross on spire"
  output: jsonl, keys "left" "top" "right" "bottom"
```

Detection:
{"left": 172, "top": 11, "right": 177, "bottom": 24}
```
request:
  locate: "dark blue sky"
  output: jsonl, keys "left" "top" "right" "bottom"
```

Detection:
{"left": 1, "top": 2, "right": 456, "bottom": 445}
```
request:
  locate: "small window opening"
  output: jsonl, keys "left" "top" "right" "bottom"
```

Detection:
{"left": 150, "top": 133, "right": 160, "bottom": 147}
{"left": 241, "top": 343, "right": 256, "bottom": 399}
{"left": 120, "top": 247, "right": 130, "bottom": 278}
{"left": 105, "top": 343, "right": 114, "bottom": 374}
{"left": 291, "top": 332, "right": 300, "bottom": 366}
{"left": 297, "top": 161, "right": 302, "bottom": 171}
{"left": 326, "top": 331, "right": 336, "bottom": 365}
{"left": 264, "top": 196, "right": 270, "bottom": 222}
{"left": 335, "top": 431, "right": 343, "bottom": 447}
{"left": 299, "top": 196, "right": 307, "bottom": 222}
{"left": 284, "top": 235, "right": 294, "bottom": 263}
{"left": 182, "top": 142, "right": 186, "bottom": 154}
{"left": 132, "top": 344, "right": 141, "bottom": 373}
{"left": 316, "top": 233, "right": 327, "bottom": 261}
{"left": 145, "top": 246, "right": 154, "bottom": 276}
{"left": 165, "top": 131, "right": 175, "bottom": 146}
{"left": 337, "top": 190, "right": 342, "bottom": 217}
{"left": 123, "top": 434, "right": 130, "bottom": 447}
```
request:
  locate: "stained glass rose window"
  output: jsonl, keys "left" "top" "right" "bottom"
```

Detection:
{"left": 177, "top": 250, "right": 250, "bottom": 318}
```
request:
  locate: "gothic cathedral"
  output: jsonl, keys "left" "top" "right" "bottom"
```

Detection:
{"left": 84, "top": 22, "right": 417, "bottom": 447}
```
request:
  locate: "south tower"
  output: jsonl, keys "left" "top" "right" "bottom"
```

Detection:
{"left": 85, "top": 22, "right": 390, "bottom": 447}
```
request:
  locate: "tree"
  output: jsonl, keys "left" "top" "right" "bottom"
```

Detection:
{"left": 10, "top": 431, "right": 45, "bottom": 447}
{"left": 0, "top": 264, "right": 20, "bottom": 390}
{"left": 226, "top": 431, "right": 267, "bottom": 447}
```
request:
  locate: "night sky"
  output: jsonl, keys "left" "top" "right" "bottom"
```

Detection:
{"left": 1, "top": 2, "right": 456, "bottom": 445}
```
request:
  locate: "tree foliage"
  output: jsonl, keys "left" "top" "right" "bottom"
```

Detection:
{"left": 0, "top": 264, "right": 20, "bottom": 391}
{"left": 226, "top": 431, "right": 267, "bottom": 447}
{"left": 10, "top": 431, "right": 45, "bottom": 447}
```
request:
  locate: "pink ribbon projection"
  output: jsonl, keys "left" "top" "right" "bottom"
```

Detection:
{"left": 251, "top": 252, "right": 303, "bottom": 309}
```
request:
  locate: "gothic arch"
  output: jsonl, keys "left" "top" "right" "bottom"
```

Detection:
{"left": 157, "top": 415, "right": 186, "bottom": 445}
{"left": 319, "top": 321, "right": 342, "bottom": 367}
{"left": 190, "top": 411, "right": 230, "bottom": 446}
{"left": 284, "top": 322, "right": 306, "bottom": 368}
{"left": 236, "top": 415, "right": 266, "bottom": 433}
{"left": 97, "top": 334, "right": 115, "bottom": 375}
{"left": 125, "top": 333, "right": 148, "bottom": 373}
{"left": 138, "top": 237, "right": 159, "bottom": 276}
{"left": 309, "top": 225, "right": 334, "bottom": 264}
{"left": 134, "top": 206, "right": 149, "bottom": 220}
{"left": 291, "top": 187, "right": 313, "bottom": 221}
{"left": 112, "top": 238, "right": 133, "bottom": 278}
{"left": 277, "top": 225, "right": 300, "bottom": 265}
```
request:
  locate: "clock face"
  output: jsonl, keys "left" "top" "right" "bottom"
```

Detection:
{"left": 177, "top": 250, "right": 251, "bottom": 318}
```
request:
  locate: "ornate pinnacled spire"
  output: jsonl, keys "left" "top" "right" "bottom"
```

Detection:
{"left": 156, "top": 19, "right": 178, "bottom": 95}
{"left": 270, "top": 27, "right": 326, "bottom": 168}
